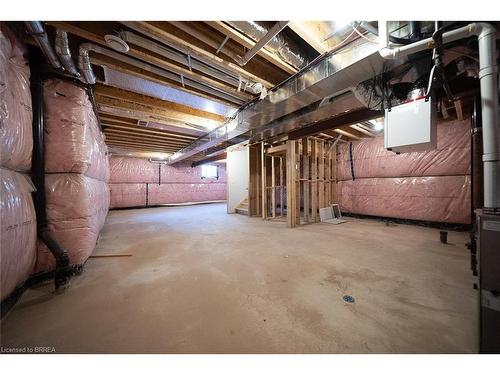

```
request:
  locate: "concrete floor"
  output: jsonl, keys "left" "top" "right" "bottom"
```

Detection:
{"left": 1, "top": 203, "right": 478, "bottom": 353}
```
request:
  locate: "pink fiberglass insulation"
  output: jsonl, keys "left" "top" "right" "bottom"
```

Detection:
{"left": 109, "top": 183, "right": 147, "bottom": 208}
{"left": 109, "top": 156, "right": 159, "bottom": 184}
{"left": 337, "top": 176, "right": 471, "bottom": 224}
{"left": 0, "top": 24, "right": 33, "bottom": 172}
{"left": 148, "top": 183, "right": 227, "bottom": 205}
{"left": 0, "top": 168, "right": 37, "bottom": 300}
{"left": 43, "top": 79, "right": 109, "bottom": 182}
{"left": 33, "top": 173, "right": 109, "bottom": 273}
{"left": 160, "top": 162, "right": 227, "bottom": 183}
{"left": 336, "top": 119, "right": 470, "bottom": 181}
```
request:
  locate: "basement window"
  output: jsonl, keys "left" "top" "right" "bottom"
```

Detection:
{"left": 201, "top": 164, "right": 219, "bottom": 180}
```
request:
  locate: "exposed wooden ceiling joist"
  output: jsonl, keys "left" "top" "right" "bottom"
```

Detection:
{"left": 205, "top": 21, "right": 297, "bottom": 75}
{"left": 95, "top": 84, "right": 226, "bottom": 126}
{"left": 47, "top": 22, "right": 248, "bottom": 106}
{"left": 331, "top": 128, "right": 361, "bottom": 140}
{"left": 100, "top": 121, "right": 199, "bottom": 141}
{"left": 288, "top": 108, "right": 383, "bottom": 139}
{"left": 90, "top": 54, "right": 239, "bottom": 107}
{"left": 105, "top": 139, "right": 179, "bottom": 152}
{"left": 97, "top": 101, "right": 209, "bottom": 132}
{"left": 121, "top": 21, "right": 276, "bottom": 88}
{"left": 103, "top": 130, "right": 192, "bottom": 146}
{"left": 104, "top": 136, "right": 187, "bottom": 150}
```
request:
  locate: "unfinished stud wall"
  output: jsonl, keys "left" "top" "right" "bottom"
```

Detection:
{"left": 249, "top": 137, "right": 337, "bottom": 228}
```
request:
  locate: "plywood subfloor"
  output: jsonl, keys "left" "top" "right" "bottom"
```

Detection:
{"left": 0, "top": 203, "right": 478, "bottom": 353}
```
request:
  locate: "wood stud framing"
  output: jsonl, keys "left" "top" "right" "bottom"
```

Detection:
{"left": 250, "top": 137, "right": 337, "bottom": 228}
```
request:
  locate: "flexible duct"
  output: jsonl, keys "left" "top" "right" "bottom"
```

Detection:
{"left": 379, "top": 22, "right": 499, "bottom": 209}
{"left": 55, "top": 30, "right": 80, "bottom": 77}
{"left": 24, "top": 21, "right": 62, "bottom": 70}
{"left": 226, "top": 21, "right": 308, "bottom": 70}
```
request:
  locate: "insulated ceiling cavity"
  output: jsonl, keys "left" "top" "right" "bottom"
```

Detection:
{"left": 103, "top": 67, "right": 238, "bottom": 118}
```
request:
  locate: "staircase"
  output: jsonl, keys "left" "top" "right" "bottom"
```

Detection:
{"left": 235, "top": 197, "right": 249, "bottom": 216}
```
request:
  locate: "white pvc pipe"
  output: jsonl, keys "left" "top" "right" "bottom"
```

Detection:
{"left": 379, "top": 22, "right": 499, "bottom": 208}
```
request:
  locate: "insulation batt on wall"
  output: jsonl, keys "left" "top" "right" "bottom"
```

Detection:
{"left": 33, "top": 78, "right": 110, "bottom": 274}
{"left": 0, "top": 169, "right": 37, "bottom": 300}
{"left": 337, "top": 176, "right": 471, "bottom": 224}
{"left": 0, "top": 23, "right": 33, "bottom": 172}
{"left": 108, "top": 156, "right": 227, "bottom": 208}
{"left": 336, "top": 119, "right": 471, "bottom": 224}
{"left": 43, "top": 79, "right": 110, "bottom": 181}
{"left": 34, "top": 174, "right": 109, "bottom": 273}
{"left": 337, "top": 119, "right": 470, "bottom": 180}
{"left": 0, "top": 23, "right": 37, "bottom": 301}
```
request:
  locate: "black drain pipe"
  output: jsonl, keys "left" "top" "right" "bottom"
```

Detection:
{"left": 30, "top": 47, "right": 72, "bottom": 291}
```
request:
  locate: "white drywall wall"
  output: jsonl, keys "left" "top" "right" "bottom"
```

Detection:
{"left": 226, "top": 147, "right": 249, "bottom": 213}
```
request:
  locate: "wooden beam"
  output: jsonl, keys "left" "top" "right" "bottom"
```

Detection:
{"left": 311, "top": 139, "right": 317, "bottom": 223}
{"left": 104, "top": 133, "right": 191, "bottom": 147}
{"left": 266, "top": 144, "right": 287, "bottom": 155}
{"left": 103, "top": 128, "right": 192, "bottom": 143}
{"left": 105, "top": 140, "right": 178, "bottom": 152}
{"left": 206, "top": 21, "right": 297, "bottom": 75}
{"left": 332, "top": 129, "right": 361, "bottom": 140}
{"left": 288, "top": 108, "right": 383, "bottom": 139}
{"left": 286, "top": 140, "right": 297, "bottom": 228}
{"left": 96, "top": 95, "right": 220, "bottom": 130}
{"left": 191, "top": 153, "right": 227, "bottom": 167}
{"left": 96, "top": 84, "right": 226, "bottom": 123}
{"left": 100, "top": 121, "right": 199, "bottom": 140}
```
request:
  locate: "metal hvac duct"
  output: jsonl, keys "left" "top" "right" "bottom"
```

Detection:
{"left": 24, "top": 21, "right": 62, "bottom": 70}
{"left": 55, "top": 30, "right": 80, "bottom": 77}
{"left": 225, "top": 21, "right": 309, "bottom": 70}
{"left": 168, "top": 37, "right": 386, "bottom": 164}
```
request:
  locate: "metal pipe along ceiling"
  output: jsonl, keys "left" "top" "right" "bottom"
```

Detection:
{"left": 24, "top": 21, "right": 62, "bottom": 70}
{"left": 77, "top": 43, "right": 246, "bottom": 105}
{"left": 234, "top": 21, "right": 289, "bottom": 66}
{"left": 225, "top": 21, "right": 309, "bottom": 70}
{"left": 55, "top": 30, "right": 80, "bottom": 77}
{"left": 120, "top": 21, "right": 272, "bottom": 90}
{"left": 119, "top": 31, "right": 262, "bottom": 94}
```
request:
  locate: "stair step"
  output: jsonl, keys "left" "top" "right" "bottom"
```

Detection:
{"left": 235, "top": 207, "right": 249, "bottom": 215}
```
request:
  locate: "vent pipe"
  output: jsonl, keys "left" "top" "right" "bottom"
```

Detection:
{"left": 78, "top": 43, "right": 96, "bottom": 84}
{"left": 24, "top": 21, "right": 62, "bottom": 70}
{"left": 54, "top": 30, "right": 80, "bottom": 77}
{"left": 379, "top": 22, "right": 499, "bottom": 210}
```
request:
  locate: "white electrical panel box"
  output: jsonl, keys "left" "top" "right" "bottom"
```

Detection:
{"left": 384, "top": 97, "right": 436, "bottom": 153}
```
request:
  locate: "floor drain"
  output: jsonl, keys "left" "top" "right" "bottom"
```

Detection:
{"left": 343, "top": 295, "right": 355, "bottom": 303}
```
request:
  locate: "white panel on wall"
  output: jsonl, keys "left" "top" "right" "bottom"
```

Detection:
{"left": 226, "top": 147, "right": 249, "bottom": 213}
